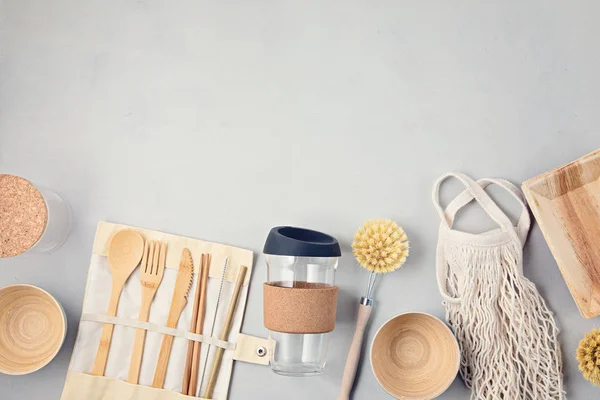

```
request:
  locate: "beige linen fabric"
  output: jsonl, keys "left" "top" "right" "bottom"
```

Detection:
{"left": 61, "top": 221, "right": 269, "bottom": 400}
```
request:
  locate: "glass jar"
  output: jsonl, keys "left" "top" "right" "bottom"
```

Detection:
{"left": 29, "top": 185, "right": 71, "bottom": 253}
{"left": 0, "top": 174, "right": 71, "bottom": 258}
{"left": 263, "top": 227, "right": 340, "bottom": 376}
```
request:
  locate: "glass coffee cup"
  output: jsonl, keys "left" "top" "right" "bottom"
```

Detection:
{"left": 263, "top": 226, "right": 340, "bottom": 376}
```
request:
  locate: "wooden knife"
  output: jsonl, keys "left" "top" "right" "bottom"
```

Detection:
{"left": 152, "top": 248, "right": 194, "bottom": 388}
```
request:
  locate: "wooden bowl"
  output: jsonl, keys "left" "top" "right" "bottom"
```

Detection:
{"left": 370, "top": 312, "right": 459, "bottom": 400}
{"left": 0, "top": 285, "right": 67, "bottom": 375}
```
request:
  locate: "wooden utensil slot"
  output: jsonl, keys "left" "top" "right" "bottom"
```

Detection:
{"left": 60, "top": 222, "right": 268, "bottom": 400}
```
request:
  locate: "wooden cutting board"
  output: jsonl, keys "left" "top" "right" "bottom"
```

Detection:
{"left": 522, "top": 149, "right": 600, "bottom": 318}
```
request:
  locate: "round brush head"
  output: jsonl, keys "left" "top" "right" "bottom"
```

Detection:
{"left": 352, "top": 219, "right": 409, "bottom": 274}
{"left": 577, "top": 328, "right": 600, "bottom": 386}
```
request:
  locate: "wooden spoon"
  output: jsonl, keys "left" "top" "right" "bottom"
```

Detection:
{"left": 91, "top": 229, "right": 145, "bottom": 376}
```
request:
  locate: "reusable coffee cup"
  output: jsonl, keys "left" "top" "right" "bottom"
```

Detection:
{"left": 263, "top": 226, "right": 341, "bottom": 376}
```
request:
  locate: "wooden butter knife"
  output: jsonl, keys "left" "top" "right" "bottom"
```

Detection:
{"left": 152, "top": 247, "right": 194, "bottom": 388}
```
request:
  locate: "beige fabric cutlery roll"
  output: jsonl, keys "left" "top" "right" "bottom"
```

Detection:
{"left": 61, "top": 221, "right": 271, "bottom": 400}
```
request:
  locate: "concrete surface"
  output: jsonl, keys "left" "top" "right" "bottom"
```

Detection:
{"left": 1, "top": 1, "right": 599, "bottom": 399}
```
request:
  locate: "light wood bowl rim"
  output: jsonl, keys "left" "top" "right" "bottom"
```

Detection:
{"left": 370, "top": 312, "right": 460, "bottom": 400}
{"left": 0, "top": 284, "right": 67, "bottom": 375}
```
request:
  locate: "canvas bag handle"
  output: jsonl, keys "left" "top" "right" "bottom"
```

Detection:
{"left": 432, "top": 172, "right": 527, "bottom": 246}
{"left": 432, "top": 173, "right": 530, "bottom": 304}
{"left": 440, "top": 177, "right": 530, "bottom": 246}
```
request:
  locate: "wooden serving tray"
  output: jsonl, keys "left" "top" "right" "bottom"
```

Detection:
{"left": 522, "top": 149, "right": 600, "bottom": 318}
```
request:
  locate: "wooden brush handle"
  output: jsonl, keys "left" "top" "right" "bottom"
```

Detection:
{"left": 203, "top": 265, "right": 248, "bottom": 399}
{"left": 152, "top": 334, "right": 175, "bottom": 389}
{"left": 338, "top": 304, "right": 372, "bottom": 400}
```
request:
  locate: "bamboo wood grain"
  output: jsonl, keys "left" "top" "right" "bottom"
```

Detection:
{"left": 127, "top": 241, "right": 166, "bottom": 384}
{"left": 152, "top": 248, "right": 194, "bottom": 389}
{"left": 523, "top": 148, "right": 600, "bottom": 318}
{"left": 0, "top": 285, "right": 66, "bottom": 375}
{"left": 91, "top": 230, "right": 144, "bottom": 377}
{"left": 203, "top": 265, "right": 247, "bottom": 399}
{"left": 182, "top": 254, "right": 206, "bottom": 395}
{"left": 188, "top": 254, "right": 211, "bottom": 396}
{"left": 338, "top": 304, "right": 372, "bottom": 400}
{"left": 153, "top": 334, "right": 175, "bottom": 387}
{"left": 370, "top": 313, "right": 459, "bottom": 399}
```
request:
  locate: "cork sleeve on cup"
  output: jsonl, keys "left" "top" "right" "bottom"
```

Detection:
{"left": 263, "top": 282, "right": 338, "bottom": 334}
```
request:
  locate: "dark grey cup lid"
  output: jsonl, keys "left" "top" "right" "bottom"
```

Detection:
{"left": 263, "top": 226, "right": 341, "bottom": 257}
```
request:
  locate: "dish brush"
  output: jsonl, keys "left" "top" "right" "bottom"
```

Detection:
{"left": 338, "top": 219, "right": 409, "bottom": 400}
{"left": 577, "top": 328, "right": 600, "bottom": 386}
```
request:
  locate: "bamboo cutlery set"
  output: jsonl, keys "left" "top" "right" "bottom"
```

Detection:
{"left": 88, "top": 228, "right": 248, "bottom": 399}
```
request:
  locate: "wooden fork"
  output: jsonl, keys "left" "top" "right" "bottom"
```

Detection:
{"left": 127, "top": 240, "right": 167, "bottom": 384}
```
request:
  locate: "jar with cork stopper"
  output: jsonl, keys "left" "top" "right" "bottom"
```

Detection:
{"left": 0, "top": 174, "right": 71, "bottom": 258}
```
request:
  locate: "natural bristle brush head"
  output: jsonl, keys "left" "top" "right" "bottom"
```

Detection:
{"left": 352, "top": 219, "right": 409, "bottom": 274}
{"left": 577, "top": 328, "right": 600, "bottom": 386}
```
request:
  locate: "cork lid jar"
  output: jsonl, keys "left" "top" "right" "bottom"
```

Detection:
{"left": 0, "top": 174, "right": 71, "bottom": 257}
{"left": 0, "top": 175, "right": 48, "bottom": 257}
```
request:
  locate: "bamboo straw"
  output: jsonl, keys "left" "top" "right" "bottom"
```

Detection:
{"left": 188, "top": 254, "right": 211, "bottom": 396}
{"left": 182, "top": 254, "right": 205, "bottom": 394}
{"left": 203, "top": 265, "right": 248, "bottom": 399}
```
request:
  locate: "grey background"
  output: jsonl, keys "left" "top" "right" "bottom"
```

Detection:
{"left": 1, "top": 1, "right": 599, "bottom": 399}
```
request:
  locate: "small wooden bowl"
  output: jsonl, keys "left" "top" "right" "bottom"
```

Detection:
{"left": 0, "top": 284, "right": 67, "bottom": 375}
{"left": 371, "top": 312, "right": 459, "bottom": 400}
